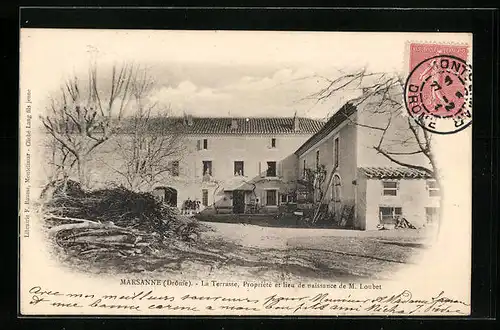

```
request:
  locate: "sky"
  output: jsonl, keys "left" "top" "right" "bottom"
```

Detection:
{"left": 21, "top": 29, "right": 472, "bottom": 120}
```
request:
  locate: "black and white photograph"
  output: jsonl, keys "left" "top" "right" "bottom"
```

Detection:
{"left": 19, "top": 28, "right": 472, "bottom": 316}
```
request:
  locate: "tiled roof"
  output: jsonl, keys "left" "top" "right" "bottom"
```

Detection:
{"left": 119, "top": 117, "right": 324, "bottom": 135}
{"left": 360, "top": 167, "right": 433, "bottom": 179}
{"left": 295, "top": 102, "right": 357, "bottom": 156}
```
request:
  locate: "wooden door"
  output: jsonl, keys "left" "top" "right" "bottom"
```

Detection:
{"left": 233, "top": 190, "right": 245, "bottom": 214}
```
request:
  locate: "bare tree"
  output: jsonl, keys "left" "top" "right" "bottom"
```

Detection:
{"left": 44, "top": 135, "right": 72, "bottom": 182}
{"left": 41, "top": 62, "right": 138, "bottom": 187}
{"left": 307, "top": 69, "right": 439, "bottom": 185}
{"left": 108, "top": 69, "right": 185, "bottom": 191}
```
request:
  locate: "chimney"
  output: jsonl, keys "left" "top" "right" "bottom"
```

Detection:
{"left": 231, "top": 118, "right": 238, "bottom": 130}
{"left": 293, "top": 112, "right": 300, "bottom": 132}
{"left": 183, "top": 112, "right": 193, "bottom": 127}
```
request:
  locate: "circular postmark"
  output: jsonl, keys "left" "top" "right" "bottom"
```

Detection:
{"left": 404, "top": 54, "right": 472, "bottom": 134}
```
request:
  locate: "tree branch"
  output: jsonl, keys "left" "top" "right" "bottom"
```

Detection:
{"left": 373, "top": 146, "right": 433, "bottom": 176}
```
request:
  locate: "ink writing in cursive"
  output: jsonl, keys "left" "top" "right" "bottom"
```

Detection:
{"left": 25, "top": 285, "right": 470, "bottom": 315}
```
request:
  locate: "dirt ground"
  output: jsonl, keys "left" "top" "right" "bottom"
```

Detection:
{"left": 202, "top": 221, "right": 435, "bottom": 249}
{"left": 192, "top": 222, "right": 435, "bottom": 281}
{"left": 134, "top": 222, "right": 435, "bottom": 282}
{"left": 58, "top": 220, "right": 435, "bottom": 282}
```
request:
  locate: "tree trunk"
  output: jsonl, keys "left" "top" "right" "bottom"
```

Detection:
{"left": 130, "top": 176, "right": 143, "bottom": 192}
{"left": 77, "top": 157, "right": 84, "bottom": 185}
{"left": 76, "top": 156, "right": 89, "bottom": 189}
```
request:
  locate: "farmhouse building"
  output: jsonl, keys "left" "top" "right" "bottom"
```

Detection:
{"left": 40, "top": 100, "right": 440, "bottom": 230}
{"left": 294, "top": 102, "right": 441, "bottom": 230}
{"left": 151, "top": 115, "right": 324, "bottom": 215}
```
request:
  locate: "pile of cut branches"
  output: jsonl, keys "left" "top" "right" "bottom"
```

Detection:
{"left": 41, "top": 180, "right": 202, "bottom": 263}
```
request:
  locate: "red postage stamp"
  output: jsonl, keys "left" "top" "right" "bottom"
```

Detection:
{"left": 404, "top": 43, "right": 472, "bottom": 134}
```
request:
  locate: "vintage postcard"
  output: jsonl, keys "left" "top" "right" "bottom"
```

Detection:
{"left": 19, "top": 29, "right": 472, "bottom": 316}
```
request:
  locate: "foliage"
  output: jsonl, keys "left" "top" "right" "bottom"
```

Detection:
{"left": 303, "top": 164, "right": 328, "bottom": 203}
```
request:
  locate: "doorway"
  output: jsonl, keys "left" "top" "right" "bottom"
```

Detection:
{"left": 233, "top": 190, "right": 245, "bottom": 214}
{"left": 331, "top": 174, "right": 342, "bottom": 221}
{"left": 165, "top": 187, "right": 178, "bottom": 207}
{"left": 153, "top": 186, "right": 178, "bottom": 208}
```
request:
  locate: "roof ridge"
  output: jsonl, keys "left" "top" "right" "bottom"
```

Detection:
{"left": 117, "top": 115, "right": 325, "bottom": 134}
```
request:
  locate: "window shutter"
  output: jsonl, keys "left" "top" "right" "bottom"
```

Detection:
{"left": 211, "top": 161, "right": 214, "bottom": 177}
{"left": 259, "top": 162, "right": 264, "bottom": 177}
{"left": 278, "top": 161, "right": 283, "bottom": 177}
{"left": 197, "top": 140, "right": 201, "bottom": 150}
{"left": 194, "top": 160, "right": 199, "bottom": 177}
{"left": 261, "top": 190, "right": 266, "bottom": 206}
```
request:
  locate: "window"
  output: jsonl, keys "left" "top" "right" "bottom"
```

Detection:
{"left": 332, "top": 174, "right": 342, "bottom": 202}
{"left": 203, "top": 139, "right": 208, "bottom": 150}
{"left": 303, "top": 159, "right": 306, "bottom": 178}
{"left": 426, "top": 207, "right": 439, "bottom": 224}
{"left": 334, "top": 137, "right": 339, "bottom": 168}
{"left": 379, "top": 207, "right": 403, "bottom": 224}
{"left": 316, "top": 150, "right": 320, "bottom": 169}
{"left": 382, "top": 181, "right": 398, "bottom": 196}
{"left": 271, "top": 138, "right": 276, "bottom": 148}
{"left": 266, "top": 190, "right": 277, "bottom": 206}
{"left": 427, "top": 180, "right": 440, "bottom": 197}
{"left": 170, "top": 161, "right": 179, "bottom": 177}
{"left": 202, "top": 161, "right": 212, "bottom": 176}
{"left": 266, "top": 161, "right": 277, "bottom": 177}
{"left": 202, "top": 189, "right": 209, "bottom": 207}
{"left": 234, "top": 161, "right": 244, "bottom": 176}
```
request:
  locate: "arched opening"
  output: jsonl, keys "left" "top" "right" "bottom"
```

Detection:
{"left": 330, "top": 174, "right": 342, "bottom": 221}
{"left": 152, "top": 186, "right": 178, "bottom": 207}
{"left": 332, "top": 174, "right": 342, "bottom": 202}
